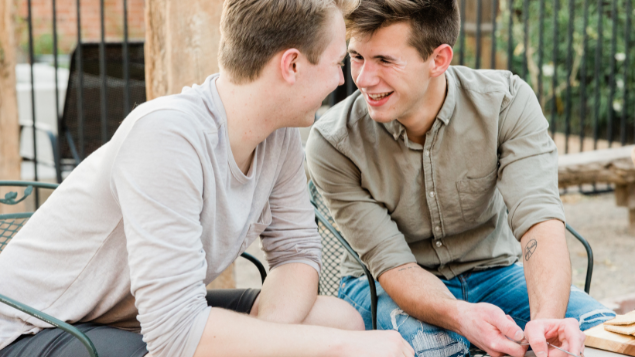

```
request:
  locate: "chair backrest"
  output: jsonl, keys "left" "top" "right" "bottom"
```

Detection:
{"left": 308, "top": 181, "right": 348, "bottom": 296}
{"left": 60, "top": 42, "right": 146, "bottom": 164}
{"left": 0, "top": 181, "right": 59, "bottom": 253}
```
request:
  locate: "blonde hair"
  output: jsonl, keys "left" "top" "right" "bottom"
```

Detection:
{"left": 219, "top": 0, "right": 359, "bottom": 83}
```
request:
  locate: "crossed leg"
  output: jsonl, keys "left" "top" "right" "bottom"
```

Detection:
{"left": 250, "top": 294, "right": 365, "bottom": 330}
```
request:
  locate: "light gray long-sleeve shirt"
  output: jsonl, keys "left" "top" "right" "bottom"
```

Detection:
{"left": 0, "top": 74, "right": 322, "bottom": 357}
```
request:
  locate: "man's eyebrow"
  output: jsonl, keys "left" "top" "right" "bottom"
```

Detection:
{"left": 373, "top": 54, "right": 398, "bottom": 62}
{"left": 347, "top": 49, "right": 398, "bottom": 62}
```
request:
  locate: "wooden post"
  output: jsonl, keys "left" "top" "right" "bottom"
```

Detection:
{"left": 145, "top": 0, "right": 236, "bottom": 289}
{"left": 144, "top": 0, "right": 224, "bottom": 100}
{"left": 615, "top": 184, "right": 635, "bottom": 235}
{"left": 0, "top": 0, "right": 22, "bottom": 214}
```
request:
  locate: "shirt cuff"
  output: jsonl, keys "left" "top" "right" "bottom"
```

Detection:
{"left": 270, "top": 259, "right": 321, "bottom": 276}
{"left": 510, "top": 196, "right": 566, "bottom": 240}
{"left": 362, "top": 234, "right": 417, "bottom": 278}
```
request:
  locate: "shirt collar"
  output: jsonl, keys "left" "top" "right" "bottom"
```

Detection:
{"left": 382, "top": 120, "right": 406, "bottom": 141}
{"left": 381, "top": 69, "right": 457, "bottom": 140}
{"left": 436, "top": 69, "right": 457, "bottom": 125}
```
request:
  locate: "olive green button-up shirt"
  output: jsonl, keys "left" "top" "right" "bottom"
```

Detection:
{"left": 306, "top": 66, "right": 565, "bottom": 280}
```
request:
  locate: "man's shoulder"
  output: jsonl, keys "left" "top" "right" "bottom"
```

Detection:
{"left": 448, "top": 66, "right": 526, "bottom": 96}
{"left": 311, "top": 91, "right": 372, "bottom": 146}
{"left": 121, "top": 93, "right": 221, "bottom": 143}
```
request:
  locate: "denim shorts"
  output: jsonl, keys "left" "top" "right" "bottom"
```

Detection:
{"left": 339, "top": 264, "right": 615, "bottom": 357}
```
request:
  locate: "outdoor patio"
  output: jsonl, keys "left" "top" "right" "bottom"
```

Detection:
{"left": 1, "top": 0, "right": 635, "bottom": 355}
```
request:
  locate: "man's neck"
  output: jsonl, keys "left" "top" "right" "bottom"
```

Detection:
{"left": 398, "top": 74, "right": 448, "bottom": 145}
{"left": 216, "top": 74, "right": 283, "bottom": 174}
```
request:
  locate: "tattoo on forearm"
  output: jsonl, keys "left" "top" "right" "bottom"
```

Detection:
{"left": 524, "top": 239, "right": 538, "bottom": 261}
{"left": 398, "top": 266, "right": 415, "bottom": 272}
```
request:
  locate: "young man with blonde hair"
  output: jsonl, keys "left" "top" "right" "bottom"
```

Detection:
{"left": 307, "top": 1, "right": 615, "bottom": 357}
{"left": 0, "top": 1, "right": 415, "bottom": 356}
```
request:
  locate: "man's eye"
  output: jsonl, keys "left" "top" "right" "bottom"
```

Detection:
{"left": 380, "top": 59, "right": 390, "bottom": 64}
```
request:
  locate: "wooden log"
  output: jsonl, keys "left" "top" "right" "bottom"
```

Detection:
{"left": 0, "top": 0, "right": 22, "bottom": 215}
{"left": 145, "top": 0, "right": 236, "bottom": 288}
{"left": 559, "top": 146, "right": 635, "bottom": 235}
{"left": 558, "top": 145, "right": 635, "bottom": 188}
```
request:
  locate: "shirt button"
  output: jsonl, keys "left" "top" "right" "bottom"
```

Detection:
{"left": 436, "top": 240, "right": 443, "bottom": 247}
{"left": 435, "top": 226, "right": 440, "bottom": 232}
{"left": 425, "top": 150, "right": 430, "bottom": 157}
{"left": 429, "top": 192, "right": 435, "bottom": 198}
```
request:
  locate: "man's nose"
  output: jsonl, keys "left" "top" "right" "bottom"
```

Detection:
{"left": 354, "top": 62, "right": 379, "bottom": 88}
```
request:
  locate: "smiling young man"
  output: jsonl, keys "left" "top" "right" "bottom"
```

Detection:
{"left": 0, "top": 1, "right": 416, "bottom": 357}
{"left": 306, "top": 1, "right": 616, "bottom": 357}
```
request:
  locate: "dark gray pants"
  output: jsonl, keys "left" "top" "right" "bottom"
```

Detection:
{"left": 1, "top": 289, "right": 260, "bottom": 357}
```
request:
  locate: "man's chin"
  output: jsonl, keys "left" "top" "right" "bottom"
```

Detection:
{"left": 297, "top": 113, "right": 317, "bottom": 128}
{"left": 367, "top": 109, "right": 395, "bottom": 124}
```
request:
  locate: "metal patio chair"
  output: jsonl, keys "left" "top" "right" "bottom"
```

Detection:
{"left": 56, "top": 42, "right": 147, "bottom": 182}
{"left": 0, "top": 180, "right": 266, "bottom": 357}
{"left": 307, "top": 180, "right": 595, "bottom": 332}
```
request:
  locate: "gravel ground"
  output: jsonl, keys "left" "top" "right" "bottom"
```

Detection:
{"left": 562, "top": 191, "right": 635, "bottom": 302}
{"left": 236, "top": 191, "right": 635, "bottom": 304}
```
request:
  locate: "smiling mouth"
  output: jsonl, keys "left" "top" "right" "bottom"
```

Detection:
{"left": 367, "top": 91, "right": 393, "bottom": 101}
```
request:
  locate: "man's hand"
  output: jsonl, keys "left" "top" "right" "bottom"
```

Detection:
{"left": 456, "top": 301, "right": 527, "bottom": 357}
{"left": 525, "top": 318, "right": 585, "bottom": 357}
{"left": 339, "top": 330, "right": 415, "bottom": 357}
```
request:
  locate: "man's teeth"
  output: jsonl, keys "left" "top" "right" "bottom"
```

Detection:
{"left": 368, "top": 92, "right": 392, "bottom": 100}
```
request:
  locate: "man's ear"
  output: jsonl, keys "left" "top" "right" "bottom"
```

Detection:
{"left": 280, "top": 48, "right": 301, "bottom": 84}
{"left": 429, "top": 44, "right": 453, "bottom": 78}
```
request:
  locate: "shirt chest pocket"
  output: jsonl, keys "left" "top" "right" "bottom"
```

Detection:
{"left": 455, "top": 169, "right": 498, "bottom": 223}
{"left": 242, "top": 202, "right": 273, "bottom": 251}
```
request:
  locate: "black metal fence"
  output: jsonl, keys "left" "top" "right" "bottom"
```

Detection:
{"left": 20, "top": 0, "right": 142, "bottom": 190}
{"left": 331, "top": 0, "right": 634, "bottom": 156}
{"left": 18, "top": 0, "right": 634, "bottom": 189}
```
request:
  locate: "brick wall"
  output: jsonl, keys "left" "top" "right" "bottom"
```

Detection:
{"left": 16, "top": 0, "right": 145, "bottom": 59}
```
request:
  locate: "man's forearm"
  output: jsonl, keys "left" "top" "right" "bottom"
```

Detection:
{"left": 193, "top": 307, "right": 345, "bottom": 357}
{"left": 521, "top": 219, "right": 570, "bottom": 320}
{"left": 255, "top": 262, "right": 319, "bottom": 324}
{"left": 378, "top": 263, "right": 463, "bottom": 332}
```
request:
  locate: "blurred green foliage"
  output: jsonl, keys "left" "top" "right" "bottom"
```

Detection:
{"left": 458, "top": 0, "right": 635, "bottom": 146}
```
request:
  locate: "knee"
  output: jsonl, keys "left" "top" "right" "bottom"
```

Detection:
{"left": 576, "top": 308, "right": 616, "bottom": 331}
{"left": 567, "top": 289, "right": 616, "bottom": 331}
{"left": 318, "top": 296, "right": 366, "bottom": 331}
{"left": 382, "top": 308, "right": 469, "bottom": 357}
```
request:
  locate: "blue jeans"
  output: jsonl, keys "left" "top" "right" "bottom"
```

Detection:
{"left": 339, "top": 263, "right": 615, "bottom": 357}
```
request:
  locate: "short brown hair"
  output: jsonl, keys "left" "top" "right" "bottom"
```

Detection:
{"left": 346, "top": 0, "right": 460, "bottom": 60}
{"left": 219, "top": 0, "right": 359, "bottom": 83}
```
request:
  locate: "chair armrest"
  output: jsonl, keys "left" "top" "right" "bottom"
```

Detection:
{"left": 0, "top": 294, "right": 99, "bottom": 357}
{"left": 566, "top": 224, "right": 593, "bottom": 294}
{"left": 313, "top": 208, "right": 379, "bottom": 330}
{"left": 240, "top": 252, "right": 267, "bottom": 284}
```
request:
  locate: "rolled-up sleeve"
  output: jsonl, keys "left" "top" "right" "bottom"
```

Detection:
{"left": 306, "top": 129, "right": 416, "bottom": 279}
{"left": 111, "top": 112, "right": 210, "bottom": 357}
{"left": 260, "top": 129, "right": 322, "bottom": 274}
{"left": 497, "top": 78, "right": 566, "bottom": 240}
